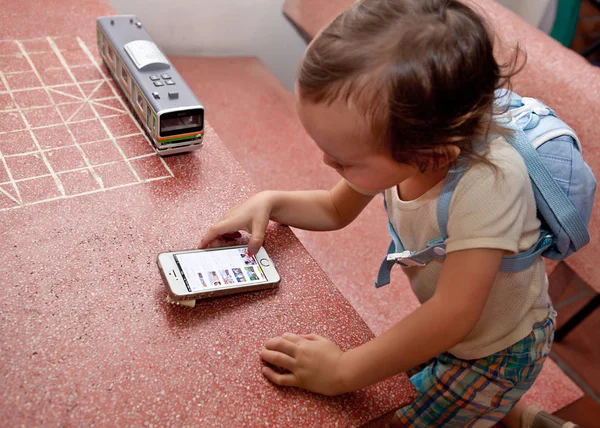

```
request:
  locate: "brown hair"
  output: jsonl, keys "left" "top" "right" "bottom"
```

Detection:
{"left": 298, "top": 0, "right": 524, "bottom": 171}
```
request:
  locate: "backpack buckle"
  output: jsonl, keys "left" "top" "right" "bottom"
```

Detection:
{"left": 387, "top": 251, "right": 426, "bottom": 267}
{"left": 521, "top": 97, "right": 551, "bottom": 116}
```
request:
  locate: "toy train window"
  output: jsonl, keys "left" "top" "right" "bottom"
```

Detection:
{"left": 120, "top": 65, "right": 132, "bottom": 93}
{"left": 106, "top": 44, "right": 116, "bottom": 67}
{"left": 136, "top": 88, "right": 145, "bottom": 110}
{"left": 146, "top": 107, "right": 152, "bottom": 128}
{"left": 97, "top": 29, "right": 104, "bottom": 49}
{"left": 160, "top": 109, "right": 204, "bottom": 137}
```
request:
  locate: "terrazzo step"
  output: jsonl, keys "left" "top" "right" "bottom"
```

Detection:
{"left": 284, "top": 0, "right": 348, "bottom": 42}
{"left": 172, "top": 55, "right": 584, "bottom": 414}
{"left": 171, "top": 56, "right": 339, "bottom": 192}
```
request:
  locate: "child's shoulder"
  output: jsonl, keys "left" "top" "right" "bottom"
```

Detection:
{"left": 455, "top": 135, "right": 531, "bottom": 201}
{"left": 466, "top": 135, "right": 529, "bottom": 182}
{"left": 447, "top": 135, "right": 538, "bottom": 235}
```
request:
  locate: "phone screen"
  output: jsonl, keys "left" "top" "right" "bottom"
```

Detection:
{"left": 173, "top": 247, "right": 267, "bottom": 293}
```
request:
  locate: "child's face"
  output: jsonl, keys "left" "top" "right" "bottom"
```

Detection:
{"left": 296, "top": 93, "right": 419, "bottom": 192}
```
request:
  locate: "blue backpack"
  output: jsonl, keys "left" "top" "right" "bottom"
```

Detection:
{"left": 376, "top": 90, "right": 597, "bottom": 287}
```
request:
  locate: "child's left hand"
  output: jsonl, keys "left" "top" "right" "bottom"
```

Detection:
{"left": 260, "top": 333, "right": 348, "bottom": 396}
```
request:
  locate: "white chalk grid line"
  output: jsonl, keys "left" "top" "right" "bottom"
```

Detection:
{"left": 0, "top": 36, "right": 174, "bottom": 212}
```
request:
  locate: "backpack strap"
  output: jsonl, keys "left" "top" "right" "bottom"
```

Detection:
{"left": 497, "top": 231, "right": 554, "bottom": 272}
{"left": 375, "top": 161, "right": 467, "bottom": 288}
{"left": 434, "top": 123, "right": 586, "bottom": 272}
{"left": 506, "top": 123, "right": 590, "bottom": 252}
{"left": 376, "top": 199, "right": 405, "bottom": 288}
{"left": 375, "top": 240, "right": 398, "bottom": 288}
{"left": 433, "top": 153, "right": 556, "bottom": 271}
{"left": 436, "top": 159, "right": 469, "bottom": 239}
{"left": 376, "top": 117, "right": 590, "bottom": 286}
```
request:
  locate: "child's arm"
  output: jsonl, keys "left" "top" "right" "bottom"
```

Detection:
{"left": 200, "top": 179, "right": 374, "bottom": 253}
{"left": 260, "top": 247, "right": 504, "bottom": 396}
{"left": 269, "top": 179, "right": 375, "bottom": 230}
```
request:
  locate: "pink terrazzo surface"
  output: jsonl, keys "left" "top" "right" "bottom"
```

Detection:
{"left": 0, "top": 0, "right": 416, "bottom": 426}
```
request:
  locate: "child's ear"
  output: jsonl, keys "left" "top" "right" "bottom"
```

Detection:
{"left": 445, "top": 145, "right": 461, "bottom": 163}
{"left": 424, "top": 145, "right": 461, "bottom": 171}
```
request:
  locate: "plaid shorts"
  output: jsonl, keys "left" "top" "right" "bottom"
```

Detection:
{"left": 392, "top": 311, "right": 556, "bottom": 428}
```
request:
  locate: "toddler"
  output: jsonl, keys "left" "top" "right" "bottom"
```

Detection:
{"left": 201, "top": 1, "right": 578, "bottom": 426}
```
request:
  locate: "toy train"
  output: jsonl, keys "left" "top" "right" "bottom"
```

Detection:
{"left": 96, "top": 15, "right": 204, "bottom": 156}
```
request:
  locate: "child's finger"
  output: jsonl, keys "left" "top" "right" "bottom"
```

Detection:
{"left": 260, "top": 349, "right": 296, "bottom": 371}
{"left": 221, "top": 231, "right": 242, "bottom": 240}
{"left": 198, "top": 237, "right": 212, "bottom": 249}
{"left": 199, "top": 231, "right": 242, "bottom": 249}
{"left": 248, "top": 217, "right": 268, "bottom": 255}
{"left": 265, "top": 336, "right": 298, "bottom": 356}
{"left": 300, "top": 333, "right": 325, "bottom": 341}
{"left": 199, "top": 230, "right": 218, "bottom": 249}
{"left": 281, "top": 332, "right": 303, "bottom": 344}
{"left": 261, "top": 366, "right": 298, "bottom": 387}
{"left": 200, "top": 221, "right": 242, "bottom": 249}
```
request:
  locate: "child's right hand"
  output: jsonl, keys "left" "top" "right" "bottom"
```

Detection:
{"left": 199, "top": 192, "right": 273, "bottom": 255}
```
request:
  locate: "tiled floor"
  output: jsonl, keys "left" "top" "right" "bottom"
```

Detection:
{"left": 550, "top": 265, "right": 600, "bottom": 426}
{"left": 0, "top": 36, "right": 172, "bottom": 212}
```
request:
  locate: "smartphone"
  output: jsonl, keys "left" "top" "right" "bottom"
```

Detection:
{"left": 157, "top": 245, "right": 280, "bottom": 302}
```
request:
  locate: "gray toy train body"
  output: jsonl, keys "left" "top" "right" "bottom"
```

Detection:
{"left": 97, "top": 15, "right": 204, "bottom": 156}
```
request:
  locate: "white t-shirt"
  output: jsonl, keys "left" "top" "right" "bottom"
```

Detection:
{"left": 382, "top": 137, "right": 551, "bottom": 359}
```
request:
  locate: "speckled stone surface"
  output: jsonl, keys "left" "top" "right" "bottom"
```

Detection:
{"left": 171, "top": 57, "right": 340, "bottom": 193}
{"left": 0, "top": 0, "right": 417, "bottom": 426}
{"left": 283, "top": 0, "right": 600, "bottom": 293}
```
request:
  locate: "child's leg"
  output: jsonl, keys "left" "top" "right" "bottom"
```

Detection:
{"left": 502, "top": 400, "right": 580, "bottom": 428}
{"left": 502, "top": 400, "right": 528, "bottom": 427}
{"left": 390, "top": 314, "right": 555, "bottom": 428}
